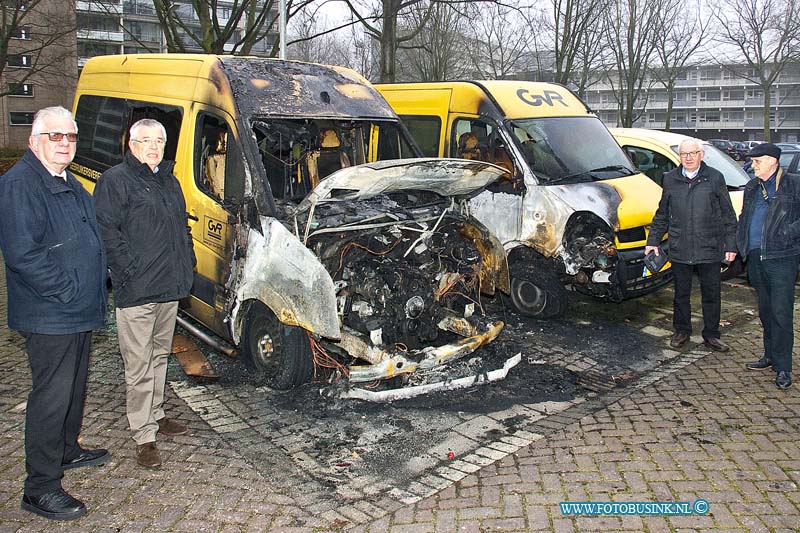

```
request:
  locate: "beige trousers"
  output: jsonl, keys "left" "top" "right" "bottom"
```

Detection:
{"left": 116, "top": 301, "right": 179, "bottom": 445}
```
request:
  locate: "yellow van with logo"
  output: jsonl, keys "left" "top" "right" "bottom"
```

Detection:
{"left": 377, "top": 81, "right": 670, "bottom": 317}
{"left": 70, "top": 55, "right": 513, "bottom": 392}
{"left": 610, "top": 127, "right": 749, "bottom": 278}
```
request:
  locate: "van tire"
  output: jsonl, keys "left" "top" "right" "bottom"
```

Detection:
{"left": 721, "top": 256, "right": 744, "bottom": 281}
{"left": 509, "top": 263, "right": 568, "bottom": 318}
{"left": 241, "top": 302, "right": 313, "bottom": 390}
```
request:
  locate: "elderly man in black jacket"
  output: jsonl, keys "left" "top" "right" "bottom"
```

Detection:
{"left": 645, "top": 138, "right": 738, "bottom": 351}
{"left": 738, "top": 143, "right": 800, "bottom": 389}
{"left": 94, "top": 119, "right": 196, "bottom": 469}
{"left": 0, "top": 106, "right": 108, "bottom": 520}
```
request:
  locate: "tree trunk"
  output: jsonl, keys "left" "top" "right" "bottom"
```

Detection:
{"left": 762, "top": 85, "right": 772, "bottom": 142}
{"left": 379, "top": 0, "right": 399, "bottom": 83}
{"left": 665, "top": 80, "right": 674, "bottom": 131}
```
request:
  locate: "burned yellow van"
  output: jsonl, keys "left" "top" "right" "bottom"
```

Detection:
{"left": 70, "top": 55, "right": 511, "bottom": 394}
{"left": 377, "top": 81, "right": 671, "bottom": 317}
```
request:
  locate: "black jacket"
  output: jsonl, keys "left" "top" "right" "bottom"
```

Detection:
{"left": 94, "top": 151, "right": 195, "bottom": 308}
{"left": 0, "top": 150, "right": 107, "bottom": 333}
{"left": 736, "top": 170, "right": 800, "bottom": 260}
{"left": 647, "top": 161, "right": 738, "bottom": 264}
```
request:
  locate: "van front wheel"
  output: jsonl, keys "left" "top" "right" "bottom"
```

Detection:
{"left": 509, "top": 265, "right": 568, "bottom": 319}
{"left": 241, "top": 302, "right": 313, "bottom": 390}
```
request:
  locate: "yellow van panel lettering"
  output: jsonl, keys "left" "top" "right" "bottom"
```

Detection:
{"left": 517, "top": 88, "right": 568, "bottom": 108}
{"left": 203, "top": 215, "right": 226, "bottom": 251}
{"left": 68, "top": 162, "right": 101, "bottom": 182}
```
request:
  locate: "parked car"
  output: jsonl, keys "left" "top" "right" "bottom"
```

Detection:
{"left": 708, "top": 139, "right": 741, "bottom": 160}
{"left": 610, "top": 128, "right": 750, "bottom": 279}
{"left": 775, "top": 143, "right": 800, "bottom": 151}
{"left": 733, "top": 142, "right": 751, "bottom": 161}
{"left": 780, "top": 149, "right": 800, "bottom": 173}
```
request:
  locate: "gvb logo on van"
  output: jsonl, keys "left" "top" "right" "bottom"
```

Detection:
{"left": 517, "top": 88, "right": 568, "bottom": 107}
{"left": 204, "top": 215, "right": 224, "bottom": 246}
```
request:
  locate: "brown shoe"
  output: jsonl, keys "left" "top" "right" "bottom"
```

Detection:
{"left": 135, "top": 442, "right": 161, "bottom": 469}
{"left": 157, "top": 417, "right": 189, "bottom": 436}
{"left": 670, "top": 331, "right": 690, "bottom": 348}
{"left": 703, "top": 337, "right": 730, "bottom": 352}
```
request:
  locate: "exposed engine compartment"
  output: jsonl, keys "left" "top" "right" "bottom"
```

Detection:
{"left": 298, "top": 192, "right": 486, "bottom": 352}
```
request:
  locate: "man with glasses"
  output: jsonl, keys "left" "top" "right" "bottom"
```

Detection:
{"left": 645, "top": 138, "right": 738, "bottom": 352}
{"left": 0, "top": 106, "right": 108, "bottom": 520}
{"left": 94, "top": 119, "right": 195, "bottom": 469}
{"left": 738, "top": 143, "right": 800, "bottom": 389}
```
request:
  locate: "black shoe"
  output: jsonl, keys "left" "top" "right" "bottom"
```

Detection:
{"left": 776, "top": 371, "right": 792, "bottom": 389}
{"left": 21, "top": 489, "right": 86, "bottom": 521}
{"left": 703, "top": 337, "right": 730, "bottom": 352}
{"left": 746, "top": 356, "right": 772, "bottom": 370}
{"left": 62, "top": 448, "right": 109, "bottom": 471}
{"left": 670, "top": 331, "right": 690, "bottom": 348}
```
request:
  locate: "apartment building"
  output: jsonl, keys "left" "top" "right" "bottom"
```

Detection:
{"left": 0, "top": 0, "right": 78, "bottom": 148}
{"left": 1, "top": 0, "right": 278, "bottom": 149}
{"left": 587, "top": 64, "right": 800, "bottom": 143}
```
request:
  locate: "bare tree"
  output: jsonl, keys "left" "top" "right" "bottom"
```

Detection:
{"left": 603, "top": 0, "right": 664, "bottom": 126}
{"left": 543, "top": 0, "right": 608, "bottom": 88}
{"left": 152, "top": 0, "right": 315, "bottom": 55}
{"left": 650, "top": 0, "right": 708, "bottom": 131}
{"left": 396, "top": 0, "right": 468, "bottom": 81}
{"left": 1, "top": 0, "right": 77, "bottom": 98}
{"left": 462, "top": 1, "right": 530, "bottom": 79}
{"left": 712, "top": 0, "right": 800, "bottom": 140}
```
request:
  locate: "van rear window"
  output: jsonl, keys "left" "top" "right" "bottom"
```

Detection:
{"left": 74, "top": 95, "right": 182, "bottom": 177}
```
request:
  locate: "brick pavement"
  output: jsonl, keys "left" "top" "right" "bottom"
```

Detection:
{"left": 1, "top": 254, "right": 799, "bottom": 531}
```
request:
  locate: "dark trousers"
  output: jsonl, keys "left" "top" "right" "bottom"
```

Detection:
{"left": 747, "top": 252, "right": 800, "bottom": 373}
{"left": 22, "top": 331, "right": 92, "bottom": 496}
{"left": 671, "top": 261, "right": 722, "bottom": 339}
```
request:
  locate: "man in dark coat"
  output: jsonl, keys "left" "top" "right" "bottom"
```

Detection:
{"left": 94, "top": 119, "right": 195, "bottom": 469}
{"left": 738, "top": 143, "right": 800, "bottom": 389}
{"left": 0, "top": 106, "right": 108, "bottom": 521}
{"left": 645, "top": 138, "right": 738, "bottom": 351}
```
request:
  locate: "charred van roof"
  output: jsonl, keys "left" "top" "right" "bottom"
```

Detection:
{"left": 221, "top": 58, "right": 398, "bottom": 120}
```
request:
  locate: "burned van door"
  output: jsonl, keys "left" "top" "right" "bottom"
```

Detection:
{"left": 183, "top": 109, "right": 242, "bottom": 338}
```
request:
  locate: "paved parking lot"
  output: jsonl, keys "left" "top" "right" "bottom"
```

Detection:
{"left": 1, "top": 259, "right": 799, "bottom": 531}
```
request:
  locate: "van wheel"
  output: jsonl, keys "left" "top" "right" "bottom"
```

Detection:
{"left": 509, "top": 263, "right": 568, "bottom": 318}
{"left": 721, "top": 256, "right": 744, "bottom": 281}
{"left": 241, "top": 302, "right": 313, "bottom": 390}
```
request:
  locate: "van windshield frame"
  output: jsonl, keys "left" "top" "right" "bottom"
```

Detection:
{"left": 508, "top": 116, "right": 636, "bottom": 184}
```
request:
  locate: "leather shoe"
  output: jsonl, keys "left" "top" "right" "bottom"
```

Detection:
{"left": 670, "top": 331, "right": 690, "bottom": 348}
{"left": 776, "top": 371, "right": 792, "bottom": 389}
{"left": 157, "top": 417, "right": 189, "bottom": 436}
{"left": 703, "top": 337, "right": 730, "bottom": 352}
{"left": 62, "top": 448, "right": 108, "bottom": 471}
{"left": 21, "top": 489, "right": 86, "bottom": 521}
{"left": 746, "top": 356, "right": 772, "bottom": 370}
{"left": 136, "top": 442, "right": 162, "bottom": 469}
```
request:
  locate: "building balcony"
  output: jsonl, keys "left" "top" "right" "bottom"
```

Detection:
{"left": 77, "top": 29, "right": 125, "bottom": 42}
{"left": 123, "top": 1, "right": 156, "bottom": 15}
{"left": 76, "top": 0, "right": 122, "bottom": 15}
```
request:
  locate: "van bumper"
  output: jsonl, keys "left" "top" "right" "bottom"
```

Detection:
{"left": 614, "top": 243, "right": 673, "bottom": 299}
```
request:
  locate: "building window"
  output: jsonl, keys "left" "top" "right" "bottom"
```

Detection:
{"left": 9, "top": 111, "right": 35, "bottom": 125}
{"left": 7, "top": 54, "right": 32, "bottom": 68}
{"left": 699, "top": 111, "right": 720, "bottom": 122}
{"left": 8, "top": 83, "right": 34, "bottom": 97}
{"left": 722, "top": 90, "right": 744, "bottom": 101}
{"left": 12, "top": 26, "right": 31, "bottom": 39}
{"left": 699, "top": 90, "right": 721, "bottom": 101}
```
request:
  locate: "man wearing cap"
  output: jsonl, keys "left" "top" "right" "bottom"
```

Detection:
{"left": 646, "top": 138, "right": 738, "bottom": 352}
{"left": 738, "top": 142, "right": 800, "bottom": 389}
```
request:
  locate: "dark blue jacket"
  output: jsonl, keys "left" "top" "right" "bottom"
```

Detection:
{"left": 0, "top": 150, "right": 107, "bottom": 333}
{"left": 94, "top": 151, "right": 195, "bottom": 309}
{"left": 737, "top": 170, "right": 800, "bottom": 260}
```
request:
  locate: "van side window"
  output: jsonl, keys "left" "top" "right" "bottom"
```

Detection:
{"left": 452, "top": 119, "right": 498, "bottom": 162}
{"left": 399, "top": 116, "right": 440, "bottom": 157}
{"left": 74, "top": 95, "right": 182, "bottom": 175}
{"left": 196, "top": 115, "right": 231, "bottom": 202}
{"left": 623, "top": 146, "right": 675, "bottom": 186}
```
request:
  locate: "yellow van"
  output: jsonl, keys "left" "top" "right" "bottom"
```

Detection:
{"left": 70, "top": 55, "right": 512, "bottom": 392}
{"left": 610, "top": 127, "right": 748, "bottom": 278}
{"left": 377, "top": 81, "right": 670, "bottom": 317}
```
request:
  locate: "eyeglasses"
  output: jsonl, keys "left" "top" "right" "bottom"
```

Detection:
{"left": 679, "top": 150, "right": 702, "bottom": 159}
{"left": 131, "top": 138, "right": 166, "bottom": 146}
{"left": 35, "top": 132, "right": 78, "bottom": 142}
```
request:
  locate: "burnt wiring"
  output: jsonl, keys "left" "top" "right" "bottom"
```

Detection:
{"left": 308, "top": 332, "right": 349, "bottom": 381}
{"left": 333, "top": 237, "right": 404, "bottom": 280}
